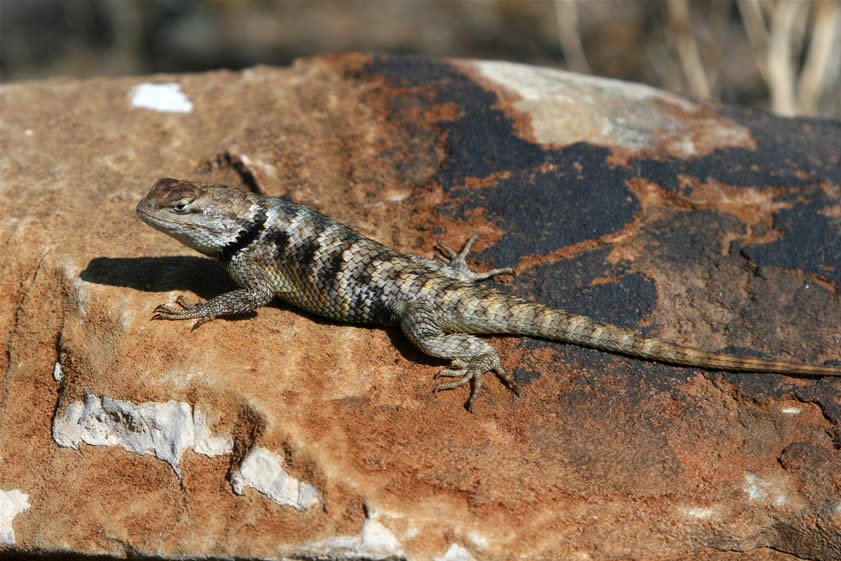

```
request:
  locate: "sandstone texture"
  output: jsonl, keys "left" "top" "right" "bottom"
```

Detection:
{"left": 2, "top": 54, "right": 841, "bottom": 561}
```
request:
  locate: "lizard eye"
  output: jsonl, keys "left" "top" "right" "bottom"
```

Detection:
{"left": 171, "top": 199, "right": 192, "bottom": 213}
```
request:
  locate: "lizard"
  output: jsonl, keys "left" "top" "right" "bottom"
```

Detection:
{"left": 136, "top": 177, "right": 841, "bottom": 410}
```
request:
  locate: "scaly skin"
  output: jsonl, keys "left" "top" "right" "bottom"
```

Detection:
{"left": 136, "top": 178, "right": 841, "bottom": 410}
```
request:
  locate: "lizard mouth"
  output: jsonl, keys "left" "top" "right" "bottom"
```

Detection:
{"left": 135, "top": 200, "right": 169, "bottom": 231}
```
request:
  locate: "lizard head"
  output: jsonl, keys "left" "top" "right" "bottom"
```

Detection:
{"left": 137, "top": 178, "right": 261, "bottom": 257}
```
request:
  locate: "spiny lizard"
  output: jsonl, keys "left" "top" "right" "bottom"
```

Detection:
{"left": 136, "top": 177, "right": 841, "bottom": 410}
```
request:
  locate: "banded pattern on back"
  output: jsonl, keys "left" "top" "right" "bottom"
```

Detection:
{"left": 252, "top": 197, "right": 426, "bottom": 323}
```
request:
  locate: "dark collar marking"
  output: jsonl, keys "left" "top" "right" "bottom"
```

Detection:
{"left": 220, "top": 204, "right": 269, "bottom": 263}
{"left": 267, "top": 229, "right": 291, "bottom": 261}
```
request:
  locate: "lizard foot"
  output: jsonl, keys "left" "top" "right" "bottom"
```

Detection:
{"left": 152, "top": 295, "right": 214, "bottom": 329}
{"left": 433, "top": 354, "right": 519, "bottom": 411}
{"left": 436, "top": 234, "right": 514, "bottom": 282}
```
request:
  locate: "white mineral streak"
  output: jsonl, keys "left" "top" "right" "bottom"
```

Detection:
{"left": 52, "top": 393, "right": 232, "bottom": 476}
{"left": 294, "top": 516, "right": 404, "bottom": 559}
{"left": 129, "top": 82, "right": 193, "bottom": 113}
{"left": 743, "top": 473, "right": 787, "bottom": 506}
{"left": 230, "top": 447, "right": 322, "bottom": 510}
{"left": 0, "top": 489, "right": 30, "bottom": 545}
{"left": 435, "top": 543, "right": 477, "bottom": 561}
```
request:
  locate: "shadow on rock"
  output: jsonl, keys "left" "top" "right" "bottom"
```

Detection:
{"left": 80, "top": 255, "right": 236, "bottom": 300}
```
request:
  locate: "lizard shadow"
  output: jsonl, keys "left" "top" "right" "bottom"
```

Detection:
{"left": 81, "top": 256, "right": 237, "bottom": 300}
{"left": 81, "top": 255, "right": 264, "bottom": 322}
{"left": 80, "top": 255, "right": 439, "bottom": 365}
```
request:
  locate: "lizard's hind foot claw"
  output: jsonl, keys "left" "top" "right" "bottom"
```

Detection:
{"left": 432, "top": 354, "right": 517, "bottom": 411}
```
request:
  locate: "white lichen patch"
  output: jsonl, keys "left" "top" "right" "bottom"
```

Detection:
{"left": 468, "top": 530, "right": 489, "bottom": 548}
{"left": 129, "top": 82, "right": 193, "bottom": 113}
{"left": 678, "top": 505, "right": 718, "bottom": 519}
{"left": 230, "top": 447, "right": 322, "bottom": 510}
{"left": 295, "top": 517, "right": 403, "bottom": 559}
{"left": 0, "top": 489, "right": 30, "bottom": 546}
{"left": 52, "top": 362, "right": 63, "bottom": 381}
{"left": 744, "top": 473, "right": 763, "bottom": 500}
{"left": 435, "top": 543, "right": 477, "bottom": 561}
{"left": 743, "top": 473, "right": 788, "bottom": 506}
{"left": 52, "top": 393, "right": 232, "bottom": 476}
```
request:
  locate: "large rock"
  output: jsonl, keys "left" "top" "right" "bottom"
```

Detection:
{"left": 2, "top": 54, "right": 841, "bottom": 561}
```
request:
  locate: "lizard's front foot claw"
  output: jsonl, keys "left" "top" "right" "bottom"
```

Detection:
{"left": 174, "top": 295, "right": 194, "bottom": 309}
{"left": 190, "top": 316, "right": 212, "bottom": 330}
{"left": 152, "top": 295, "right": 197, "bottom": 320}
{"left": 152, "top": 303, "right": 182, "bottom": 319}
{"left": 150, "top": 292, "right": 224, "bottom": 329}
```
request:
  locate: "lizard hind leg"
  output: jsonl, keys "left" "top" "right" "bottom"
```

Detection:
{"left": 436, "top": 234, "right": 515, "bottom": 282}
{"left": 400, "top": 301, "right": 518, "bottom": 411}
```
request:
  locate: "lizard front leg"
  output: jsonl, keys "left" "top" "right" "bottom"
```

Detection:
{"left": 153, "top": 257, "right": 275, "bottom": 329}
{"left": 399, "top": 301, "right": 519, "bottom": 411}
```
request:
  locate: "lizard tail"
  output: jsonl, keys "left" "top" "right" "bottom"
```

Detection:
{"left": 468, "top": 296, "right": 841, "bottom": 376}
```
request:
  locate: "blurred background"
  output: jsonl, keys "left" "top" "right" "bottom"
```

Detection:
{"left": 1, "top": 0, "right": 839, "bottom": 118}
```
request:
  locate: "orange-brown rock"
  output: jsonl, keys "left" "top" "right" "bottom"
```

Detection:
{"left": 2, "top": 54, "right": 841, "bottom": 561}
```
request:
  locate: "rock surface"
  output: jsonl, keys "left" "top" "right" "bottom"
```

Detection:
{"left": 2, "top": 54, "right": 841, "bottom": 561}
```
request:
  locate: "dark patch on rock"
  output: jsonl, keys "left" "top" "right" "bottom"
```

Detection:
{"left": 778, "top": 440, "right": 831, "bottom": 472}
{"left": 464, "top": 143, "right": 641, "bottom": 258}
{"left": 630, "top": 106, "right": 841, "bottom": 194}
{"left": 364, "top": 56, "right": 545, "bottom": 186}
{"left": 743, "top": 193, "right": 841, "bottom": 285}
{"left": 724, "top": 374, "right": 841, "bottom": 424}
{"left": 643, "top": 209, "right": 744, "bottom": 262}
{"left": 718, "top": 105, "right": 841, "bottom": 186}
{"left": 512, "top": 247, "right": 655, "bottom": 328}
{"left": 363, "top": 56, "right": 641, "bottom": 257}
{"left": 512, "top": 364, "right": 542, "bottom": 387}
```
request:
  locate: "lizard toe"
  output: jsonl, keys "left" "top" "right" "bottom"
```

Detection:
{"left": 494, "top": 365, "right": 519, "bottom": 396}
{"left": 152, "top": 303, "right": 184, "bottom": 318}
{"left": 436, "top": 234, "right": 514, "bottom": 282}
{"left": 175, "top": 295, "right": 195, "bottom": 310}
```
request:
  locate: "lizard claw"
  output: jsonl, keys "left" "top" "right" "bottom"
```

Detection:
{"left": 435, "top": 234, "right": 478, "bottom": 262}
{"left": 152, "top": 295, "right": 199, "bottom": 320}
{"left": 433, "top": 368, "right": 482, "bottom": 412}
{"left": 175, "top": 295, "right": 194, "bottom": 309}
{"left": 432, "top": 355, "right": 518, "bottom": 411}
{"left": 190, "top": 316, "right": 212, "bottom": 330}
{"left": 152, "top": 303, "right": 182, "bottom": 319}
{"left": 436, "top": 234, "right": 515, "bottom": 283}
{"left": 435, "top": 241, "right": 458, "bottom": 260}
{"left": 496, "top": 365, "right": 519, "bottom": 397}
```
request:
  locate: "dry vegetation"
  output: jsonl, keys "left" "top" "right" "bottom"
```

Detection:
{"left": 1, "top": 0, "right": 839, "bottom": 117}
